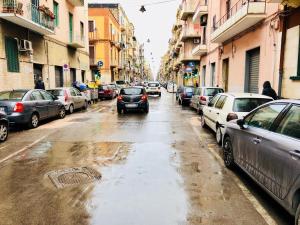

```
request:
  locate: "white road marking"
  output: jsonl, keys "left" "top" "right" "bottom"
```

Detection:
{"left": 96, "top": 107, "right": 105, "bottom": 113}
{"left": 0, "top": 135, "right": 48, "bottom": 164}
{"left": 190, "top": 118, "right": 277, "bottom": 225}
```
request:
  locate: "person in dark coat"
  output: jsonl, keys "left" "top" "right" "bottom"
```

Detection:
{"left": 262, "top": 81, "right": 277, "bottom": 100}
{"left": 35, "top": 77, "right": 45, "bottom": 90}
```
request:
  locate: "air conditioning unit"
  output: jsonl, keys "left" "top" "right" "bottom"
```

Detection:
{"left": 19, "top": 40, "right": 33, "bottom": 52}
{"left": 194, "top": 38, "right": 200, "bottom": 44}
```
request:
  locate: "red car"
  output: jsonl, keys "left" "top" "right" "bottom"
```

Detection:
{"left": 98, "top": 85, "right": 117, "bottom": 100}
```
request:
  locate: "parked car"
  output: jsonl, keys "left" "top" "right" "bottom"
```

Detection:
{"left": 109, "top": 84, "right": 120, "bottom": 95}
{"left": 0, "top": 89, "right": 66, "bottom": 129}
{"left": 115, "top": 80, "right": 127, "bottom": 89}
{"left": 167, "top": 82, "right": 177, "bottom": 93}
{"left": 98, "top": 85, "right": 117, "bottom": 100}
{"left": 47, "top": 87, "right": 88, "bottom": 114}
{"left": 178, "top": 86, "right": 194, "bottom": 105}
{"left": 222, "top": 100, "right": 300, "bottom": 224}
{"left": 202, "top": 93, "right": 273, "bottom": 144}
{"left": 190, "top": 87, "right": 224, "bottom": 114}
{"left": 0, "top": 112, "right": 9, "bottom": 142}
{"left": 146, "top": 81, "right": 161, "bottom": 97}
{"left": 117, "top": 87, "right": 149, "bottom": 114}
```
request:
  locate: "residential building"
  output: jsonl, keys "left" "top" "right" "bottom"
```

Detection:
{"left": 0, "top": 0, "right": 90, "bottom": 90}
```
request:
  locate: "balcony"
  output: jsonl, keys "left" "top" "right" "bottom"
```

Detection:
{"left": 0, "top": 0, "right": 54, "bottom": 35}
{"left": 180, "top": 26, "right": 201, "bottom": 41}
{"left": 67, "top": 0, "right": 84, "bottom": 7}
{"left": 192, "top": 43, "right": 207, "bottom": 56}
{"left": 89, "top": 30, "right": 100, "bottom": 42}
{"left": 179, "top": 51, "right": 200, "bottom": 62}
{"left": 68, "top": 34, "right": 85, "bottom": 48}
{"left": 211, "top": 0, "right": 266, "bottom": 43}
{"left": 179, "top": 0, "right": 197, "bottom": 20}
{"left": 192, "top": 0, "right": 208, "bottom": 23}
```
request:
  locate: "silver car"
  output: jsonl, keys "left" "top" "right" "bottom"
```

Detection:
{"left": 47, "top": 88, "right": 88, "bottom": 114}
{"left": 222, "top": 100, "right": 300, "bottom": 224}
{"left": 190, "top": 87, "right": 224, "bottom": 114}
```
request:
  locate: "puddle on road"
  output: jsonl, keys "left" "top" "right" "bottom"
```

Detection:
{"left": 88, "top": 142, "right": 188, "bottom": 225}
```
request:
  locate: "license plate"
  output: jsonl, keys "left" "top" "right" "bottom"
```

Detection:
{"left": 126, "top": 104, "right": 138, "bottom": 108}
{"left": 0, "top": 107, "right": 5, "bottom": 113}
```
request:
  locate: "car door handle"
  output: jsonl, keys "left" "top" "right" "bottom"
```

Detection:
{"left": 289, "top": 150, "right": 300, "bottom": 159}
{"left": 252, "top": 137, "right": 261, "bottom": 144}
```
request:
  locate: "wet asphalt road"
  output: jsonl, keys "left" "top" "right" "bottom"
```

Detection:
{"left": 0, "top": 89, "right": 294, "bottom": 225}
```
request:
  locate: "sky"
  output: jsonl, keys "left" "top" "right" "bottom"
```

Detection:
{"left": 88, "top": 0, "right": 181, "bottom": 79}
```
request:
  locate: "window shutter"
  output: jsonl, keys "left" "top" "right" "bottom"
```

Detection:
{"left": 5, "top": 37, "right": 20, "bottom": 72}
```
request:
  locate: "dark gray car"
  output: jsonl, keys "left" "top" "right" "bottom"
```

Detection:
{"left": 222, "top": 100, "right": 300, "bottom": 224}
{"left": 0, "top": 89, "right": 66, "bottom": 129}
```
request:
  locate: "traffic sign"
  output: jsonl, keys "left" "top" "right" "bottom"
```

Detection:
{"left": 97, "top": 61, "right": 103, "bottom": 67}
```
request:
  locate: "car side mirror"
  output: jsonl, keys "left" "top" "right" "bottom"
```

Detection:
{"left": 237, "top": 119, "right": 246, "bottom": 129}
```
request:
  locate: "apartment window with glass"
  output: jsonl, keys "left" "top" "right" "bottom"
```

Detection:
{"left": 5, "top": 37, "right": 19, "bottom": 72}
{"left": 53, "top": 1, "right": 59, "bottom": 27}
{"left": 80, "top": 22, "right": 84, "bottom": 41}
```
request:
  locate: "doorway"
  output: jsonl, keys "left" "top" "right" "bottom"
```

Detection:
{"left": 245, "top": 47, "right": 260, "bottom": 93}
{"left": 210, "top": 63, "right": 215, "bottom": 86}
{"left": 70, "top": 68, "right": 76, "bottom": 84}
{"left": 55, "top": 66, "right": 63, "bottom": 87}
{"left": 81, "top": 70, "right": 86, "bottom": 83}
{"left": 222, "top": 58, "right": 229, "bottom": 91}
{"left": 202, "top": 65, "right": 206, "bottom": 86}
{"left": 33, "top": 63, "right": 43, "bottom": 86}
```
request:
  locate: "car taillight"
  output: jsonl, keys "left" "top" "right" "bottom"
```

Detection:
{"left": 14, "top": 102, "right": 24, "bottom": 113}
{"left": 227, "top": 113, "right": 238, "bottom": 122}
{"left": 117, "top": 95, "right": 123, "bottom": 102}
{"left": 141, "top": 95, "right": 148, "bottom": 102}
{"left": 200, "top": 96, "right": 206, "bottom": 101}
{"left": 64, "top": 90, "right": 69, "bottom": 102}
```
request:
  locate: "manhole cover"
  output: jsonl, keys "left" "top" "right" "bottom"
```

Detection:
{"left": 47, "top": 167, "right": 101, "bottom": 189}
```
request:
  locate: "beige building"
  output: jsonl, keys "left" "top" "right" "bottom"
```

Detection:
{"left": 0, "top": 0, "right": 90, "bottom": 91}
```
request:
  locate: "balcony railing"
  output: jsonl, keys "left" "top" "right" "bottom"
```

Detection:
{"left": 211, "top": 0, "right": 266, "bottom": 43}
{"left": 180, "top": 26, "right": 201, "bottom": 41}
{"left": 1, "top": 0, "right": 54, "bottom": 34}
{"left": 89, "top": 30, "right": 100, "bottom": 41}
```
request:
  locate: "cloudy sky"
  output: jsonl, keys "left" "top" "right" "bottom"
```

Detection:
{"left": 88, "top": 0, "right": 181, "bottom": 79}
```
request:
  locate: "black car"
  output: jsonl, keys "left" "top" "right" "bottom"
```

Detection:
{"left": 178, "top": 86, "right": 194, "bottom": 105}
{"left": 117, "top": 87, "right": 149, "bottom": 114}
{"left": 0, "top": 89, "right": 66, "bottom": 129}
{"left": 0, "top": 112, "right": 9, "bottom": 142}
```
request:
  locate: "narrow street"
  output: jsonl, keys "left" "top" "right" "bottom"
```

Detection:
{"left": 0, "top": 90, "right": 294, "bottom": 225}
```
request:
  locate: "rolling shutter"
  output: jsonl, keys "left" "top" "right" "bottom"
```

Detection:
{"left": 5, "top": 37, "right": 20, "bottom": 72}
{"left": 248, "top": 48, "right": 260, "bottom": 93}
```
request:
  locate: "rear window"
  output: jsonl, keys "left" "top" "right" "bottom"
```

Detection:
{"left": 99, "top": 85, "right": 109, "bottom": 90}
{"left": 233, "top": 98, "right": 272, "bottom": 112}
{"left": 47, "top": 89, "right": 64, "bottom": 96}
{"left": 185, "top": 87, "right": 194, "bottom": 93}
{"left": 116, "top": 81, "right": 125, "bottom": 85}
{"left": 120, "top": 88, "right": 143, "bottom": 95}
{"left": 204, "top": 88, "right": 224, "bottom": 96}
{"left": 0, "top": 91, "right": 27, "bottom": 100}
{"left": 148, "top": 83, "right": 159, "bottom": 87}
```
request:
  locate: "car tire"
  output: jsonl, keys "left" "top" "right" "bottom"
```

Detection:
{"left": 69, "top": 104, "right": 74, "bottom": 114}
{"left": 0, "top": 122, "right": 8, "bottom": 142}
{"left": 28, "top": 113, "right": 39, "bottom": 129}
{"left": 295, "top": 204, "right": 300, "bottom": 225}
{"left": 145, "top": 106, "right": 149, "bottom": 114}
{"left": 83, "top": 101, "right": 88, "bottom": 110}
{"left": 223, "top": 136, "right": 235, "bottom": 169}
{"left": 58, "top": 107, "right": 66, "bottom": 119}
{"left": 216, "top": 126, "right": 223, "bottom": 145}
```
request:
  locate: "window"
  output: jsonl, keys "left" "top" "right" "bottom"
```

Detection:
{"left": 215, "top": 96, "right": 227, "bottom": 109}
{"left": 40, "top": 91, "right": 53, "bottom": 100}
{"left": 120, "top": 88, "right": 144, "bottom": 95}
{"left": 208, "top": 94, "right": 220, "bottom": 107}
{"left": 70, "top": 89, "right": 77, "bottom": 96}
{"left": 291, "top": 34, "right": 300, "bottom": 80}
{"left": 245, "top": 104, "right": 286, "bottom": 130}
{"left": 0, "top": 91, "right": 26, "bottom": 100}
{"left": 74, "top": 89, "right": 82, "bottom": 96}
{"left": 233, "top": 98, "right": 272, "bottom": 112}
{"left": 69, "top": 13, "right": 73, "bottom": 42}
{"left": 53, "top": 1, "right": 59, "bottom": 27}
{"left": 5, "top": 37, "right": 19, "bottom": 72}
{"left": 31, "top": 91, "right": 44, "bottom": 101}
{"left": 276, "top": 105, "right": 300, "bottom": 139}
{"left": 204, "top": 88, "right": 224, "bottom": 96}
{"left": 88, "top": 21, "right": 94, "bottom": 32}
{"left": 80, "top": 22, "right": 84, "bottom": 41}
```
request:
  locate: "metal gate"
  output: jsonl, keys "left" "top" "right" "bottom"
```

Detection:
{"left": 245, "top": 48, "right": 260, "bottom": 93}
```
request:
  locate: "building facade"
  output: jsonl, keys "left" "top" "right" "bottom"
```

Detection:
{"left": 0, "top": 0, "right": 90, "bottom": 90}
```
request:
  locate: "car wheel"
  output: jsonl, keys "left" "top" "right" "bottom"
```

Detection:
{"left": 296, "top": 204, "right": 300, "bottom": 225}
{"left": 223, "top": 136, "right": 235, "bottom": 169}
{"left": 83, "top": 101, "right": 88, "bottom": 110}
{"left": 29, "top": 113, "right": 39, "bottom": 129}
{"left": 69, "top": 104, "right": 74, "bottom": 114}
{"left": 0, "top": 122, "right": 8, "bottom": 142}
{"left": 58, "top": 107, "right": 66, "bottom": 119}
{"left": 216, "top": 126, "right": 223, "bottom": 145}
{"left": 145, "top": 106, "right": 149, "bottom": 114}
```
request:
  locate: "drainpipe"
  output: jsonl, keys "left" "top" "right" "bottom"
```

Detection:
{"left": 278, "top": 5, "right": 288, "bottom": 98}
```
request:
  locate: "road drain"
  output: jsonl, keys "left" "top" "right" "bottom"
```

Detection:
{"left": 47, "top": 167, "right": 101, "bottom": 189}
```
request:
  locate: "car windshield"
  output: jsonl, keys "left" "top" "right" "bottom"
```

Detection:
{"left": 148, "top": 83, "right": 159, "bottom": 87}
{"left": 99, "top": 86, "right": 109, "bottom": 90}
{"left": 116, "top": 81, "right": 125, "bottom": 85}
{"left": 47, "top": 89, "right": 64, "bottom": 96}
{"left": 121, "top": 88, "right": 143, "bottom": 95}
{"left": 204, "top": 88, "right": 224, "bottom": 96}
{"left": 185, "top": 87, "right": 194, "bottom": 93}
{"left": 0, "top": 90, "right": 27, "bottom": 100}
{"left": 233, "top": 98, "right": 272, "bottom": 112}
